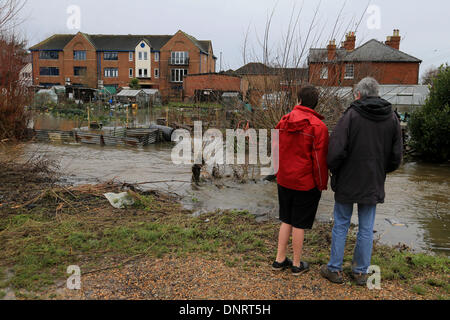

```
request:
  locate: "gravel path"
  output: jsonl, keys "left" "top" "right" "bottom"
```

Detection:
{"left": 56, "top": 255, "right": 428, "bottom": 300}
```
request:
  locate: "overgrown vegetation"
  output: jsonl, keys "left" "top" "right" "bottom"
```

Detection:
{"left": 409, "top": 64, "right": 450, "bottom": 162}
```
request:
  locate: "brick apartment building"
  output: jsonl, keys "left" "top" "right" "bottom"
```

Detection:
{"left": 308, "top": 30, "right": 422, "bottom": 86}
{"left": 29, "top": 30, "right": 216, "bottom": 99}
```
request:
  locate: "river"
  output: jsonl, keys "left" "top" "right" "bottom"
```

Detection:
{"left": 13, "top": 112, "right": 450, "bottom": 256}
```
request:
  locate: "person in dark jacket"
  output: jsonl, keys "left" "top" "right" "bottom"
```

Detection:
{"left": 320, "top": 77, "right": 403, "bottom": 286}
{"left": 272, "top": 86, "right": 329, "bottom": 276}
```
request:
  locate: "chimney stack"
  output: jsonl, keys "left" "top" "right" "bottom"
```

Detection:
{"left": 327, "top": 39, "right": 337, "bottom": 61}
{"left": 343, "top": 32, "right": 356, "bottom": 51}
{"left": 385, "top": 29, "right": 401, "bottom": 50}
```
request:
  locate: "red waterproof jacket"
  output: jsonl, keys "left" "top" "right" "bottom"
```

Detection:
{"left": 275, "top": 105, "right": 329, "bottom": 191}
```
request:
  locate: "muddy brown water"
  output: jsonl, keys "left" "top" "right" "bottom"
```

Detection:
{"left": 8, "top": 112, "right": 450, "bottom": 256}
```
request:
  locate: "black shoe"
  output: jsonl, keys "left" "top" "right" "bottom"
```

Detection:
{"left": 291, "top": 262, "right": 310, "bottom": 276}
{"left": 320, "top": 265, "right": 344, "bottom": 284}
{"left": 272, "top": 258, "right": 293, "bottom": 271}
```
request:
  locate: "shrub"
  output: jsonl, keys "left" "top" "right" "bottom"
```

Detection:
{"left": 409, "top": 64, "right": 450, "bottom": 162}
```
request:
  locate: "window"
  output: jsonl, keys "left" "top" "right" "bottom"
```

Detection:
{"left": 39, "top": 51, "right": 59, "bottom": 60}
{"left": 104, "top": 52, "right": 118, "bottom": 60}
{"left": 74, "top": 67, "right": 87, "bottom": 76}
{"left": 171, "top": 69, "right": 187, "bottom": 82}
{"left": 155, "top": 52, "right": 159, "bottom": 62}
{"left": 320, "top": 67, "right": 328, "bottom": 80}
{"left": 138, "top": 69, "right": 149, "bottom": 78}
{"left": 138, "top": 52, "right": 142, "bottom": 60}
{"left": 73, "top": 51, "right": 86, "bottom": 61}
{"left": 104, "top": 68, "right": 118, "bottom": 78}
{"left": 129, "top": 52, "right": 133, "bottom": 61}
{"left": 345, "top": 64, "right": 354, "bottom": 79}
{"left": 170, "top": 51, "right": 189, "bottom": 65}
{"left": 154, "top": 68, "right": 159, "bottom": 79}
{"left": 144, "top": 52, "right": 148, "bottom": 60}
{"left": 40, "top": 67, "right": 59, "bottom": 76}
{"left": 129, "top": 68, "right": 133, "bottom": 78}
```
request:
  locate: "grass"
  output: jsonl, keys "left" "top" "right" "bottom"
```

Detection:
{"left": 0, "top": 200, "right": 275, "bottom": 292}
{"left": 412, "top": 285, "right": 427, "bottom": 295}
{"left": 0, "top": 188, "right": 449, "bottom": 298}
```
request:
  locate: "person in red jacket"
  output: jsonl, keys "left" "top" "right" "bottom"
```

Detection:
{"left": 272, "top": 86, "right": 329, "bottom": 275}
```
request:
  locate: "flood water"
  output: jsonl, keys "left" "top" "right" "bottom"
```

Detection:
{"left": 9, "top": 112, "right": 450, "bottom": 256}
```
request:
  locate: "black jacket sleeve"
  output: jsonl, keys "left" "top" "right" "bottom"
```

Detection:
{"left": 386, "top": 115, "right": 403, "bottom": 173}
{"left": 327, "top": 110, "right": 351, "bottom": 173}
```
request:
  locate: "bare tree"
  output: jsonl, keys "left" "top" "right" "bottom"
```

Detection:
{"left": 0, "top": 0, "right": 27, "bottom": 32}
{"left": 0, "top": 0, "right": 30, "bottom": 141}
{"left": 421, "top": 66, "right": 440, "bottom": 86}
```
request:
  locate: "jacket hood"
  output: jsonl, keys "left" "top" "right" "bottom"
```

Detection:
{"left": 350, "top": 97, "right": 393, "bottom": 122}
{"left": 276, "top": 105, "right": 325, "bottom": 132}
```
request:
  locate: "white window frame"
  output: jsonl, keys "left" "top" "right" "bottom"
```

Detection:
{"left": 344, "top": 64, "right": 355, "bottom": 79}
{"left": 155, "top": 52, "right": 159, "bottom": 62}
{"left": 143, "top": 69, "right": 148, "bottom": 78}
{"left": 320, "top": 66, "right": 328, "bottom": 80}
{"left": 171, "top": 51, "right": 189, "bottom": 65}
{"left": 171, "top": 69, "right": 187, "bottom": 82}
{"left": 138, "top": 52, "right": 142, "bottom": 60}
{"left": 104, "top": 68, "right": 118, "bottom": 78}
{"left": 129, "top": 68, "right": 133, "bottom": 78}
{"left": 154, "top": 68, "right": 159, "bottom": 79}
{"left": 144, "top": 52, "right": 148, "bottom": 60}
{"left": 129, "top": 52, "right": 133, "bottom": 61}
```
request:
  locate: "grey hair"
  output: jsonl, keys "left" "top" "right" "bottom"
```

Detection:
{"left": 354, "top": 77, "right": 380, "bottom": 99}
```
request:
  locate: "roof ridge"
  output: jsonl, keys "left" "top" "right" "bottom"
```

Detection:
{"left": 371, "top": 38, "right": 422, "bottom": 62}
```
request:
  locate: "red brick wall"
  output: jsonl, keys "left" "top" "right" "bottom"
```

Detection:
{"left": 63, "top": 33, "right": 97, "bottom": 88}
{"left": 184, "top": 74, "right": 242, "bottom": 98}
{"left": 159, "top": 31, "right": 216, "bottom": 97}
{"left": 32, "top": 50, "right": 65, "bottom": 86}
{"left": 100, "top": 51, "right": 134, "bottom": 88}
{"left": 309, "top": 61, "right": 420, "bottom": 86}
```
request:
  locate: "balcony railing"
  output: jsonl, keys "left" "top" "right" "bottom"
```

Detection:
{"left": 169, "top": 57, "right": 190, "bottom": 66}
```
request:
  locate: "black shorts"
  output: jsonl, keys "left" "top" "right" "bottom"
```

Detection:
{"left": 278, "top": 184, "right": 322, "bottom": 230}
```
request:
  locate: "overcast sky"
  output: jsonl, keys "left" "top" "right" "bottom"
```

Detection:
{"left": 18, "top": 0, "right": 450, "bottom": 77}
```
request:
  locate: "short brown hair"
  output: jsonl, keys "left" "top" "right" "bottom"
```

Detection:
{"left": 298, "top": 86, "right": 319, "bottom": 109}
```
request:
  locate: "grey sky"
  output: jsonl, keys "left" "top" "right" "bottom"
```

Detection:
{"left": 19, "top": 0, "right": 450, "bottom": 77}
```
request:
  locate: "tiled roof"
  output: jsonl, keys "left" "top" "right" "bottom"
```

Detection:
{"left": 234, "top": 63, "right": 308, "bottom": 80}
{"left": 29, "top": 34, "right": 74, "bottom": 51}
{"left": 309, "top": 39, "right": 421, "bottom": 63}
{"left": 235, "top": 63, "right": 275, "bottom": 75}
{"left": 29, "top": 32, "right": 212, "bottom": 53}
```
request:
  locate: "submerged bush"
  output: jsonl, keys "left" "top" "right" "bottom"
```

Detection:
{"left": 409, "top": 64, "right": 450, "bottom": 162}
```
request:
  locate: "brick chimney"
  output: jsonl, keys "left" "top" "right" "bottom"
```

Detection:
{"left": 343, "top": 32, "right": 356, "bottom": 51}
{"left": 385, "top": 29, "right": 401, "bottom": 50}
{"left": 327, "top": 39, "right": 337, "bottom": 61}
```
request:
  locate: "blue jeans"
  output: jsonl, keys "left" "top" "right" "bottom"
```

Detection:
{"left": 327, "top": 201, "right": 377, "bottom": 274}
